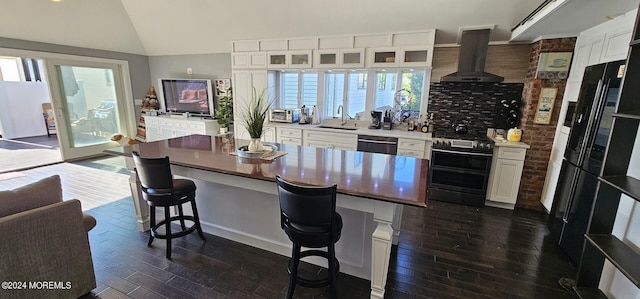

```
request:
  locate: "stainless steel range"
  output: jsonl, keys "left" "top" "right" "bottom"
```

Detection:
{"left": 428, "top": 133, "right": 494, "bottom": 207}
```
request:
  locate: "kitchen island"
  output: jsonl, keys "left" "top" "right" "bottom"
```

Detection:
{"left": 106, "top": 134, "right": 428, "bottom": 299}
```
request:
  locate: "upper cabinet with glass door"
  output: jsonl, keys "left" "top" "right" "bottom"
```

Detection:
{"left": 368, "top": 47, "right": 431, "bottom": 67}
{"left": 268, "top": 51, "right": 313, "bottom": 69}
{"left": 314, "top": 48, "right": 365, "bottom": 68}
{"left": 401, "top": 47, "right": 432, "bottom": 67}
{"left": 369, "top": 47, "right": 401, "bottom": 67}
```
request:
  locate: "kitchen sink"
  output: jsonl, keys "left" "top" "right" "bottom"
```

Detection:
{"left": 317, "top": 125, "right": 359, "bottom": 131}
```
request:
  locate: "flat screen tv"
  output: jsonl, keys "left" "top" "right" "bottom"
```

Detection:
{"left": 157, "top": 78, "right": 214, "bottom": 116}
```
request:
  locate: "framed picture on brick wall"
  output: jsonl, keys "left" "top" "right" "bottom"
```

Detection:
{"left": 536, "top": 52, "right": 573, "bottom": 79}
{"left": 534, "top": 87, "right": 557, "bottom": 124}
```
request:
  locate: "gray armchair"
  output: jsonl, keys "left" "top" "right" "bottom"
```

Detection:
{"left": 0, "top": 175, "right": 96, "bottom": 299}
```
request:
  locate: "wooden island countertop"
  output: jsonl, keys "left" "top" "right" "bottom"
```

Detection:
{"left": 106, "top": 134, "right": 428, "bottom": 299}
{"left": 107, "top": 134, "right": 428, "bottom": 207}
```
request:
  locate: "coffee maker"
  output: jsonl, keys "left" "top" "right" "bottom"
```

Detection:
{"left": 369, "top": 111, "right": 382, "bottom": 129}
{"left": 299, "top": 105, "right": 310, "bottom": 124}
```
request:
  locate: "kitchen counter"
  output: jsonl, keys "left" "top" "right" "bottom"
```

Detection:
{"left": 107, "top": 135, "right": 428, "bottom": 207}
{"left": 269, "top": 121, "right": 433, "bottom": 140}
{"left": 106, "top": 134, "right": 428, "bottom": 299}
{"left": 486, "top": 130, "right": 530, "bottom": 149}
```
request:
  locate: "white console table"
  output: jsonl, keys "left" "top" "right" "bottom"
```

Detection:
{"left": 143, "top": 115, "right": 219, "bottom": 142}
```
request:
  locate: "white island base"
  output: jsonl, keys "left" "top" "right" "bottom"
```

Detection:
{"left": 125, "top": 158, "right": 403, "bottom": 299}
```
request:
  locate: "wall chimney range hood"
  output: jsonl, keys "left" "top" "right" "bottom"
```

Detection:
{"left": 441, "top": 29, "right": 504, "bottom": 83}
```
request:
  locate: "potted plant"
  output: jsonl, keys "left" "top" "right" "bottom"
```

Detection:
{"left": 241, "top": 87, "right": 271, "bottom": 152}
{"left": 215, "top": 87, "right": 233, "bottom": 134}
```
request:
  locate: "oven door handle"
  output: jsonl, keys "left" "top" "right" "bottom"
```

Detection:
{"left": 431, "top": 148, "right": 493, "bottom": 157}
{"left": 357, "top": 139, "right": 397, "bottom": 145}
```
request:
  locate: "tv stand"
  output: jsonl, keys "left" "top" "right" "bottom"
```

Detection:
{"left": 144, "top": 115, "right": 220, "bottom": 142}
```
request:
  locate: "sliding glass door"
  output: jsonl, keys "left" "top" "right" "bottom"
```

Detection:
{"left": 45, "top": 58, "right": 132, "bottom": 160}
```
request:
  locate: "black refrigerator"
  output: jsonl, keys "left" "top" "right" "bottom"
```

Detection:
{"left": 546, "top": 59, "right": 625, "bottom": 265}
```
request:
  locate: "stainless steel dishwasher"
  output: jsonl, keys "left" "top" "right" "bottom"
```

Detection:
{"left": 356, "top": 135, "right": 398, "bottom": 155}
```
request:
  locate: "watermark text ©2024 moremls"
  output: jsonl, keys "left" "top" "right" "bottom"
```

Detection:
{"left": 2, "top": 281, "right": 72, "bottom": 290}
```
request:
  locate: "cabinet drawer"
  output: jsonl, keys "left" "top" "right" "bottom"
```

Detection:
{"left": 174, "top": 122, "right": 190, "bottom": 129}
{"left": 277, "top": 127, "right": 302, "bottom": 139}
{"left": 398, "top": 138, "right": 426, "bottom": 151}
{"left": 397, "top": 149, "right": 424, "bottom": 158}
{"left": 279, "top": 137, "right": 302, "bottom": 146}
{"left": 145, "top": 118, "right": 159, "bottom": 126}
{"left": 188, "top": 123, "right": 205, "bottom": 131}
{"left": 497, "top": 147, "right": 527, "bottom": 160}
{"left": 304, "top": 131, "right": 356, "bottom": 146}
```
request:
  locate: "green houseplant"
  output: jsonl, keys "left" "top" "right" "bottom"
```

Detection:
{"left": 215, "top": 87, "right": 233, "bottom": 134}
{"left": 241, "top": 87, "right": 271, "bottom": 151}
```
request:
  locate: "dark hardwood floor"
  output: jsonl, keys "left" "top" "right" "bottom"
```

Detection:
{"left": 6, "top": 155, "right": 577, "bottom": 298}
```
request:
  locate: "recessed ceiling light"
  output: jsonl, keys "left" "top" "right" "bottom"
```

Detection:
{"left": 51, "top": 0, "right": 62, "bottom": 2}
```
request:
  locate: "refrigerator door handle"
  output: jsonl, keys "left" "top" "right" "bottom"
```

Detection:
{"left": 576, "top": 79, "right": 605, "bottom": 164}
{"left": 561, "top": 164, "right": 582, "bottom": 223}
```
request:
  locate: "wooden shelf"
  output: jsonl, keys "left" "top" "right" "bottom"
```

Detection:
{"left": 599, "top": 175, "right": 640, "bottom": 202}
{"left": 586, "top": 234, "right": 640, "bottom": 287}
{"left": 613, "top": 110, "right": 640, "bottom": 120}
{"left": 574, "top": 287, "right": 607, "bottom": 299}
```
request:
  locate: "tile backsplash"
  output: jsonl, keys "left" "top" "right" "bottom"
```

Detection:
{"left": 428, "top": 82, "right": 524, "bottom": 136}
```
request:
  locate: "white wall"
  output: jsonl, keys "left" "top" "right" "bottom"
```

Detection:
{"left": 0, "top": 81, "right": 51, "bottom": 138}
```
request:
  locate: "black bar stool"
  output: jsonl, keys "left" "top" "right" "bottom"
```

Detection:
{"left": 275, "top": 175, "right": 342, "bottom": 299}
{"left": 132, "top": 151, "right": 206, "bottom": 259}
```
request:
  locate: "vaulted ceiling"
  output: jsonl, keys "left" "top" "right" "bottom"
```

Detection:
{"left": 0, "top": 0, "right": 637, "bottom": 56}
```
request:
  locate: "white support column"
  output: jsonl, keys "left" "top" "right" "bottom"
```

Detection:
{"left": 370, "top": 201, "right": 396, "bottom": 299}
{"left": 125, "top": 156, "right": 149, "bottom": 231}
{"left": 391, "top": 204, "right": 404, "bottom": 245}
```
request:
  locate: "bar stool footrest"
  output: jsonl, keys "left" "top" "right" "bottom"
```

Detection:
{"left": 288, "top": 249, "right": 340, "bottom": 288}
{"left": 150, "top": 215, "right": 198, "bottom": 239}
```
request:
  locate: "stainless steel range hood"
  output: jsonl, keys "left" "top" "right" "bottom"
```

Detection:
{"left": 441, "top": 29, "right": 504, "bottom": 83}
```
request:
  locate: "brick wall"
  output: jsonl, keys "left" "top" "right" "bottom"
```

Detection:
{"left": 518, "top": 38, "right": 576, "bottom": 210}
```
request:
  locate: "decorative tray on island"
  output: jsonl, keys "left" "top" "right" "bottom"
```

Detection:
{"left": 236, "top": 144, "right": 278, "bottom": 159}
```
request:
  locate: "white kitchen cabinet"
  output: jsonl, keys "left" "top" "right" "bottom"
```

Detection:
{"left": 232, "top": 70, "right": 268, "bottom": 140}
{"left": 486, "top": 146, "right": 527, "bottom": 209}
{"left": 368, "top": 47, "right": 401, "bottom": 67}
{"left": 303, "top": 130, "right": 357, "bottom": 150}
{"left": 289, "top": 51, "right": 312, "bottom": 68}
{"left": 276, "top": 127, "right": 303, "bottom": 145}
{"left": 314, "top": 50, "right": 339, "bottom": 68}
{"left": 262, "top": 126, "right": 276, "bottom": 142}
{"left": 340, "top": 48, "right": 365, "bottom": 68}
{"left": 267, "top": 51, "right": 312, "bottom": 69}
{"left": 144, "top": 115, "right": 219, "bottom": 142}
{"left": 397, "top": 138, "right": 426, "bottom": 158}
{"left": 400, "top": 47, "right": 432, "bottom": 67}
{"left": 231, "top": 52, "right": 267, "bottom": 69}
{"left": 314, "top": 48, "right": 365, "bottom": 68}
{"left": 368, "top": 46, "right": 432, "bottom": 68}
{"left": 267, "top": 51, "right": 288, "bottom": 69}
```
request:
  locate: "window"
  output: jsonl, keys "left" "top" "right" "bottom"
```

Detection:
{"left": 374, "top": 70, "right": 424, "bottom": 113}
{"left": 324, "top": 72, "right": 345, "bottom": 118}
{"left": 324, "top": 71, "right": 367, "bottom": 118}
{"left": 377, "top": 73, "right": 387, "bottom": 90}
{"left": 276, "top": 71, "right": 318, "bottom": 109}
{"left": 0, "top": 57, "right": 22, "bottom": 82}
{"left": 0, "top": 57, "right": 45, "bottom": 82}
{"left": 357, "top": 73, "right": 366, "bottom": 89}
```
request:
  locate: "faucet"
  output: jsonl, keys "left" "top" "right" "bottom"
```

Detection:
{"left": 337, "top": 104, "right": 346, "bottom": 125}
